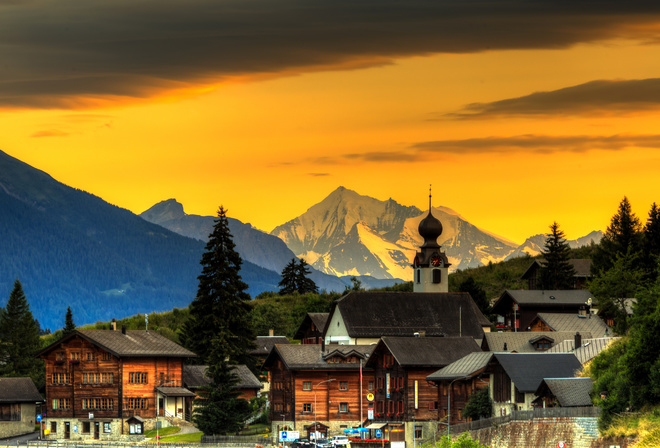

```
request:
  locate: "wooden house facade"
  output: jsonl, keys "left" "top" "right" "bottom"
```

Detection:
{"left": 294, "top": 313, "right": 329, "bottom": 345}
{"left": 37, "top": 328, "right": 195, "bottom": 441}
{"left": 365, "top": 337, "right": 482, "bottom": 445}
{"left": 263, "top": 344, "right": 375, "bottom": 439}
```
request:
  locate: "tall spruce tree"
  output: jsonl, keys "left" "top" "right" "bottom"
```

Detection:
{"left": 295, "top": 258, "right": 318, "bottom": 294}
{"left": 538, "top": 222, "right": 576, "bottom": 290}
{"left": 180, "top": 206, "right": 256, "bottom": 368}
{"left": 643, "top": 202, "right": 660, "bottom": 278}
{"left": 278, "top": 258, "right": 318, "bottom": 295}
{"left": 63, "top": 306, "right": 76, "bottom": 336}
{"left": 278, "top": 259, "right": 298, "bottom": 295}
{"left": 592, "top": 197, "right": 643, "bottom": 276}
{"left": 0, "top": 279, "right": 44, "bottom": 387}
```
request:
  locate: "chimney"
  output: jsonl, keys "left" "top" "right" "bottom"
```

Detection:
{"left": 269, "top": 329, "right": 274, "bottom": 337}
{"left": 574, "top": 332, "right": 582, "bottom": 348}
{"left": 111, "top": 319, "right": 117, "bottom": 331}
{"left": 503, "top": 343, "right": 508, "bottom": 351}
{"left": 122, "top": 325, "right": 127, "bottom": 335}
{"left": 321, "top": 338, "right": 325, "bottom": 354}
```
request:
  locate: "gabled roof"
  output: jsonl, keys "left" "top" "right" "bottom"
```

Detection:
{"left": 535, "top": 378, "right": 594, "bottom": 407}
{"left": 38, "top": 330, "right": 196, "bottom": 358}
{"left": 329, "top": 291, "right": 490, "bottom": 339}
{"left": 368, "top": 337, "right": 482, "bottom": 368}
{"left": 521, "top": 259, "right": 592, "bottom": 280}
{"left": 0, "top": 378, "right": 42, "bottom": 403}
{"left": 426, "top": 352, "right": 494, "bottom": 381}
{"left": 482, "top": 332, "right": 592, "bottom": 352}
{"left": 184, "top": 364, "right": 262, "bottom": 390}
{"left": 493, "top": 353, "right": 582, "bottom": 393}
{"left": 250, "top": 336, "right": 290, "bottom": 356}
{"left": 492, "top": 290, "right": 593, "bottom": 314}
{"left": 532, "top": 312, "right": 610, "bottom": 337}
{"left": 546, "top": 337, "right": 619, "bottom": 364}
{"left": 263, "top": 344, "right": 375, "bottom": 371}
{"left": 293, "top": 313, "right": 329, "bottom": 340}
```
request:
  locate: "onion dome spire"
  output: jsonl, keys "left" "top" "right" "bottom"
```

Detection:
{"left": 418, "top": 185, "right": 442, "bottom": 248}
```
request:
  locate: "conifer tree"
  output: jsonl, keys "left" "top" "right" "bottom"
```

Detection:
{"left": 278, "top": 259, "right": 298, "bottom": 295}
{"left": 538, "top": 222, "right": 576, "bottom": 290}
{"left": 295, "top": 258, "right": 318, "bottom": 294}
{"left": 592, "top": 197, "right": 643, "bottom": 275}
{"left": 278, "top": 258, "right": 318, "bottom": 295}
{"left": 63, "top": 306, "right": 76, "bottom": 336}
{"left": 180, "top": 206, "right": 256, "bottom": 369}
{"left": 0, "top": 279, "right": 44, "bottom": 387}
{"left": 643, "top": 202, "right": 660, "bottom": 278}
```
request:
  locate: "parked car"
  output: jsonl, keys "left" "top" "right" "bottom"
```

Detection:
{"left": 292, "top": 439, "right": 312, "bottom": 448}
{"left": 330, "top": 435, "right": 351, "bottom": 448}
{"left": 313, "top": 438, "right": 331, "bottom": 448}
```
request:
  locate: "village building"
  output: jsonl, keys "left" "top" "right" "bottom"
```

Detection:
{"left": 481, "top": 331, "right": 593, "bottom": 353}
{"left": 527, "top": 312, "right": 610, "bottom": 337}
{"left": 521, "top": 259, "right": 593, "bottom": 290}
{"left": 250, "top": 331, "right": 290, "bottom": 397}
{"left": 37, "top": 327, "right": 195, "bottom": 441}
{"left": 546, "top": 336, "right": 619, "bottom": 364}
{"left": 365, "top": 336, "right": 482, "bottom": 444}
{"left": 294, "top": 313, "right": 329, "bottom": 345}
{"left": 491, "top": 290, "right": 594, "bottom": 331}
{"left": 263, "top": 344, "right": 375, "bottom": 438}
{"left": 533, "top": 378, "right": 594, "bottom": 408}
{"left": 0, "top": 377, "right": 43, "bottom": 439}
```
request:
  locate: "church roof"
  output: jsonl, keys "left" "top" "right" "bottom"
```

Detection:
{"left": 329, "top": 291, "right": 490, "bottom": 339}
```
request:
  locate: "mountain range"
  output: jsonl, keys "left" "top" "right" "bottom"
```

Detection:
{"left": 0, "top": 149, "right": 602, "bottom": 330}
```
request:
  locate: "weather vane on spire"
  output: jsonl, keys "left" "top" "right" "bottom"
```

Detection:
{"left": 429, "top": 184, "right": 432, "bottom": 209}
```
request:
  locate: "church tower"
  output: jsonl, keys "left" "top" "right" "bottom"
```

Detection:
{"left": 412, "top": 188, "right": 451, "bottom": 292}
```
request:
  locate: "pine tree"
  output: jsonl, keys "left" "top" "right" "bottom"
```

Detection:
{"left": 278, "top": 259, "right": 298, "bottom": 295}
{"left": 295, "top": 258, "right": 318, "bottom": 294}
{"left": 643, "top": 202, "right": 660, "bottom": 278}
{"left": 180, "top": 206, "right": 256, "bottom": 369}
{"left": 538, "top": 222, "right": 576, "bottom": 290}
{"left": 192, "top": 336, "right": 251, "bottom": 435}
{"left": 592, "top": 197, "right": 643, "bottom": 275}
{"left": 63, "top": 306, "right": 76, "bottom": 336}
{"left": 0, "top": 279, "right": 44, "bottom": 387}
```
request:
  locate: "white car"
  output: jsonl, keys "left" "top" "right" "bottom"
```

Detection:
{"left": 330, "top": 436, "right": 351, "bottom": 448}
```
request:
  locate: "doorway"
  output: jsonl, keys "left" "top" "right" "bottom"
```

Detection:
{"left": 64, "top": 422, "right": 70, "bottom": 439}
{"left": 94, "top": 422, "right": 100, "bottom": 439}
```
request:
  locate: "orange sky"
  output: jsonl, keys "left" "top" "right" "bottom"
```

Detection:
{"left": 3, "top": 2, "right": 660, "bottom": 244}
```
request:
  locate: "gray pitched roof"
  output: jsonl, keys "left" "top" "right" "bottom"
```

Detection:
{"left": 332, "top": 291, "right": 490, "bottom": 339}
{"left": 293, "top": 313, "right": 329, "bottom": 340}
{"left": 264, "top": 344, "right": 375, "bottom": 371}
{"left": 156, "top": 387, "right": 197, "bottom": 397}
{"left": 521, "top": 259, "right": 592, "bottom": 279}
{"left": 250, "top": 336, "right": 290, "bottom": 356}
{"left": 73, "top": 330, "right": 196, "bottom": 358}
{"left": 536, "top": 378, "right": 594, "bottom": 407}
{"left": 534, "top": 313, "right": 610, "bottom": 337}
{"left": 494, "top": 353, "right": 582, "bottom": 393}
{"left": 372, "top": 337, "right": 482, "bottom": 368}
{"left": 184, "top": 365, "right": 262, "bottom": 390}
{"left": 546, "top": 337, "right": 619, "bottom": 364}
{"left": 0, "top": 378, "right": 42, "bottom": 403}
{"left": 482, "top": 331, "right": 593, "bottom": 352}
{"left": 493, "top": 290, "right": 594, "bottom": 310}
{"left": 426, "top": 352, "right": 494, "bottom": 381}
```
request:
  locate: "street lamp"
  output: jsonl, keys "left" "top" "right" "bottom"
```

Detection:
{"left": 281, "top": 414, "right": 286, "bottom": 446}
{"left": 314, "top": 379, "right": 336, "bottom": 448}
{"left": 446, "top": 377, "right": 468, "bottom": 441}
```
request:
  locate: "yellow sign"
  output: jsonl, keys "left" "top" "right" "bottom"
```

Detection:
{"left": 367, "top": 393, "right": 374, "bottom": 401}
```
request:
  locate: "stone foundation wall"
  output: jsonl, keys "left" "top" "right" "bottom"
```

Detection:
{"left": 467, "top": 417, "right": 600, "bottom": 448}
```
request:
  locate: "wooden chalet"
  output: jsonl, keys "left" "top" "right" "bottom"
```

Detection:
{"left": 263, "top": 344, "right": 375, "bottom": 439}
{"left": 184, "top": 364, "right": 262, "bottom": 403}
{"left": 294, "top": 313, "right": 329, "bottom": 345}
{"left": 324, "top": 291, "right": 491, "bottom": 345}
{"left": 250, "top": 332, "right": 290, "bottom": 397}
{"left": 0, "top": 377, "right": 43, "bottom": 439}
{"left": 521, "top": 259, "right": 593, "bottom": 290}
{"left": 491, "top": 290, "right": 594, "bottom": 331}
{"left": 365, "top": 336, "right": 482, "bottom": 445}
{"left": 481, "top": 331, "right": 593, "bottom": 352}
{"left": 37, "top": 328, "right": 195, "bottom": 441}
{"left": 528, "top": 312, "right": 610, "bottom": 337}
{"left": 546, "top": 336, "right": 619, "bottom": 365}
{"left": 533, "top": 378, "right": 594, "bottom": 408}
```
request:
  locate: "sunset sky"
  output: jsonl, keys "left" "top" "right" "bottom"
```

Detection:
{"left": 3, "top": 1, "right": 660, "bottom": 244}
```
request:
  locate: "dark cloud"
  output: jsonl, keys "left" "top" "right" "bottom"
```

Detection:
{"left": 307, "top": 172, "right": 331, "bottom": 177}
{"left": 447, "top": 78, "right": 660, "bottom": 119}
{"left": 3, "top": 0, "right": 660, "bottom": 108}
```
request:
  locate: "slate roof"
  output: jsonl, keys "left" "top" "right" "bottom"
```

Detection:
{"left": 533, "top": 312, "right": 610, "bottom": 337}
{"left": 369, "top": 337, "right": 482, "bottom": 368}
{"left": 521, "top": 259, "right": 592, "bottom": 280}
{"left": 0, "top": 377, "right": 42, "bottom": 403}
{"left": 293, "top": 313, "right": 329, "bottom": 340}
{"left": 546, "top": 337, "right": 619, "bottom": 364}
{"left": 250, "top": 336, "right": 290, "bottom": 356}
{"left": 263, "top": 344, "right": 375, "bottom": 371}
{"left": 38, "top": 329, "right": 196, "bottom": 359}
{"left": 184, "top": 365, "right": 262, "bottom": 390}
{"left": 482, "top": 331, "right": 592, "bottom": 352}
{"left": 493, "top": 290, "right": 594, "bottom": 313}
{"left": 535, "top": 378, "right": 594, "bottom": 407}
{"left": 155, "top": 387, "right": 197, "bottom": 397}
{"left": 330, "top": 291, "right": 490, "bottom": 339}
{"left": 493, "top": 353, "right": 582, "bottom": 393}
{"left": 426, "top": 352, "right": 494, "bottom": 381}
